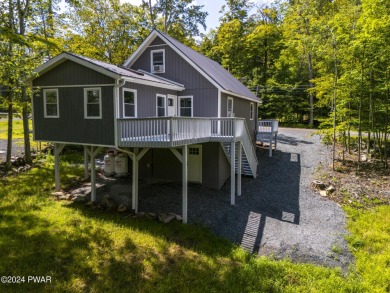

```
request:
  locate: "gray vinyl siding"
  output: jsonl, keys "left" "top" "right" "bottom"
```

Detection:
{"left": 118, "top": 82, "right": 178, "bottom": 118}
{"left": 131, "top": 36, "right": 218, "bottom": 117}
{"left": 33, "top": 86, "right": 115, "bottom": 145}
{"left": 34, "top": 60, "right": 115, "bottom": 86}
{"left": 221, "top": 93, "right": 257, "bottom": 143}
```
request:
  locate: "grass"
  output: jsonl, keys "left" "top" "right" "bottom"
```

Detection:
{"left": 0, "top": 119, "right": 33, "bottom": 140}
{"left": 0, "top": 156, "right": 388, "bottom": 292}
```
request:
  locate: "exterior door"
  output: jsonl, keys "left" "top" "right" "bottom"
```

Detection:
{"left": 167, "top": 95, "right": 177, "bottom": 116}
{"left": 188, "top": 145, "right": 202, "bottom": 183}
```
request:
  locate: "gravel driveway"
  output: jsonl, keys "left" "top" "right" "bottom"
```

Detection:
{"left": 130, "top": 128, "right": 352, "bottom": 269}
{"left": 86, "top": 128, "right": 354, "bottom": 269}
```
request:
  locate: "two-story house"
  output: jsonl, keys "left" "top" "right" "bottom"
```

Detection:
{"left": 31, "top": 29, "right": 260, "bottom": 223}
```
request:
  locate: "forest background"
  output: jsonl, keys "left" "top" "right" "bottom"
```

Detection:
{"left": 0, "top": 0, "right": 389, "bottom": 169}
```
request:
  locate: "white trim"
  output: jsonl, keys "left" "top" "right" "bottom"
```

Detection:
{"left": 217, "top": 89, "right": 221, "bottom": 118}
{"left": 178, "top": 96, "right": 193, "bottom": 117}
{"left": 43, "top": 88, "right": 59, "bottom": 118}
{"left": 227, "top": 96, "right": 234, "bottom": 118}
{"left": 33, "top": 53, "right": 119, "bottom": 79}
{"left": 250, "top": 102, "right": 254, "bottom": 120}
{"left": 84, "top": 87, "right": 102, "bottom": 119}
{"left": 122, "top": 88, "right": 137, "bottom": 118}
{"left": 33, "top": 140, "right": 114, "bottom": 148}
{"left": 137, "top": 69, "right": 184, "bottom": 87}
{"left": 124, "top": 31, "right": 156, "bottom": 67}
{"left": 221, "top": 90, "right": 259, "bottom": 102}
{"left": 156, "top": 94, "right": 167, "bottom": 117}
{"left": 147, "top": 44, "right": 169, "bottom": 48}
{"left": 121, "top": 77, "right": 184, "bottom": 91}
{"left": 151, "top": 49, "right": 165, "bottom": 73}
{"left": 114, "top": 79, "right": 125, "bottom": 148}
{"left": 34, "top": 84, "right": 115, "bottom": 89}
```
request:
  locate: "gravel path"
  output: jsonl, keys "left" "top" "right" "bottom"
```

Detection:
{"left": 94, "top": 128, "right": 354, "bottom": 269}
{"left": 1, "top": 128, "right": 355, "bottom": 268}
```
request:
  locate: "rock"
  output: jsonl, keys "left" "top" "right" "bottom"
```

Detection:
{"left": 326, "top": 185, "right": 336, "bottom": 194}
{"left": 175, "top": 214, "right": 183, "bottom": 221}
{"left": 311, "top": 180, "right": 326, "bottom": 190}
{"left": 158, "top": 213, "right": 176, "bottom": 224}
{"left": 361, "top": 154, "right": 368, "bottom": 162}
{"left": 118, "top": 204, "right": 128, "bottom": 212}
{"left": 135, "top": 212, "right": 145, "bottom": 217}
{"left": 85, "top": 201, "right": 96, "bottom": 207}
{"left": 52, "top": 191, "right": 65, "bottom": 197}
{"left": 145, "top": 212, "right": 157, "bottom": 220}
{"left": 73, "top": 195, "right": 87, "bottom": 203}
{"left": 118, "top": 196, "right": 131, "bottom": 209}
{"left": 101, "top": 194, "right": 117, "bottom": 209}
{"left": 320, "top": 190, "right": 328, "bottom": 197}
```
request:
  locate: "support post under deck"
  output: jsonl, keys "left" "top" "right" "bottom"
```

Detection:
{"left": 182, "top": 145, "right": 188, "bottom": 223}
{"left": 230, "top": 141, "right": 236, "bottom": 205}
{"left": 237, "top": 142, "right": 242, "bottom": 196}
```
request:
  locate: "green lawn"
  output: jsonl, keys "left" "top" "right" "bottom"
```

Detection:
{"left": 0, "top": 119, "right": 33, "bottom": 140}
{"left": 0, "top": 158, "right": 388, "bottom": 292}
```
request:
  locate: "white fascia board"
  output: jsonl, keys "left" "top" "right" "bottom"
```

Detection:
{"left": 221, "top": 90, "right": 260, "bottom": 103}
{"left": 121, "top": 77, "right": 185, "bottom": 91}
{"left": 33, "top": 140, "right": 115, "bottom": 148}
{"left": 124, "top": 31, "right": 223, "bottom": 91}
{"left": 33, "top": 53, "right": 120, "bottom": 80}
{"left": 123, "top": 31, "right": 158, "bottom": 67}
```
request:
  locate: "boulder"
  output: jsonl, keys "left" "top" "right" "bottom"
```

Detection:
{"left": 158, "top": 213, "right": 176, "bottom": 224}
{"left": 118, "top": 204, "right": 128, "bottom": 212}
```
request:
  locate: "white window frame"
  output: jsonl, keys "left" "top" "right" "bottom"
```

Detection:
{"left": 250, "top": 102, "right": 254, "bottom": 120}
{"left": 43, "top": 89, "right": 59, "bottom": 118}
{"left": 227, "top": 97, "right": 234, "bottom": 117}
{"left": 178, "top": 96, "right": 193, "bottom": 117}
{"left": 122, "top": 88, "right": 137, "bottom": 118}
{"left": 156, "top": 94, "right": 166, "bottom": 117}
{"left": 151, "top": 49, "right": 165, "bottom": 73}
{"left": 84, "top": 87, "right": 102, "bottom": 119}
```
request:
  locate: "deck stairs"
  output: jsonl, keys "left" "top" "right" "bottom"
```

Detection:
{"left": 221, "top": 142, "right": 254, "bottom": 177}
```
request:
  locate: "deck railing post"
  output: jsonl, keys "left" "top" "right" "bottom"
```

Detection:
{"left": 170, "top": 117, "right": 173, "bottom": 146}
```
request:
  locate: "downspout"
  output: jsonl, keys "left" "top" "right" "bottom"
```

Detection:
{"left": 114, "top": 78, "right": 125, "bottom": 150}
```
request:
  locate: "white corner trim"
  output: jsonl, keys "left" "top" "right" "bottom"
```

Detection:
{"left": 84, "top": 87, "right": 102, "bottom": 119}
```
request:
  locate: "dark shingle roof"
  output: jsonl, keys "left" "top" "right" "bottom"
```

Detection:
{"left": 157, "top": 30, "right": 259, "bottom": 101}
{"left": 67, "top": 52, "right": 183, "bottom": 88}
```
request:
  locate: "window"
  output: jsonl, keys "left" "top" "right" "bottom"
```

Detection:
{"left": 250, "top": 102, "right": 255, "bottom": 120}
{"left": 227, "top": 97, "right": 234, "bottom": 117}
{"left": 43, "top": 89, "right": 59, "bottom": 118}
{"left": 156, "top": 94, "right": 166, "bottom": 117}
{"left": 179, "top": 96, "right": 193, "bottom": 117}
{"left": 151, "top": 49, "right": 165, "bottom": 73}
{"left": 123, "top": 89, "right": 137, "bottom": 118}
{"left": 84, "top": 88, "right": 102, "bottom": 119}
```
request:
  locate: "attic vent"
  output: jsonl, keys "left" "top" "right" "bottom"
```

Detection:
{"left": 153, "top": 65, "right": 164, "bottom": 73}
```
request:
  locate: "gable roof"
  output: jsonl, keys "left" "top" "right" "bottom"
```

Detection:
{"left": 124, "top": 30, "right": 259, "bottom": 102}
{"left": 32, "top": 52, "right": 185, "bottom": 91}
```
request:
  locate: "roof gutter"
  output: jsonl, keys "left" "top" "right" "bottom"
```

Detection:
{"left": 121, "top": 77, "right": 185, "bottom": 91}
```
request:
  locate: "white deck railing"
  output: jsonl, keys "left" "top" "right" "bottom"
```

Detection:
{"left": 258, "top": 119, "right": 279, "bottom": 133}
{"left": 117, "top": 117, "right": 258, "bottom": 176}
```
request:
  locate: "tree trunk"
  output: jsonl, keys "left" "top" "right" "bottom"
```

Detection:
{"left": 22, "top": 87, "right": 32, "bottom": 164}
{"left": 308, "top": 52, "right": 314, "bottom": 126}
{"left": 6, "top": 90, "right": 13, "bottom": 171}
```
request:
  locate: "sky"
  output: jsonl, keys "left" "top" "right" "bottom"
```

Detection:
{"left": 122, "top": 0, "right": 274, "bottom": 34}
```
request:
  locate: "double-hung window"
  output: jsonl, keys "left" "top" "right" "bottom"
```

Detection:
{"left": 151, "top": 49, "right": 165, "bottom": 73}
{"left": 84, "top": 88, "right": 102, "bottom": 119}
{"left": 179, "top": 96, "right": 193, "bottom": 117}
{"left": 43, "top": 89, "right": 59, "bottom": 118}
{"left": 156, "top": 94, "right": 166, "bottom": 117}
{"left": 123, "top": 89, "right": 137, "bottom": 118}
